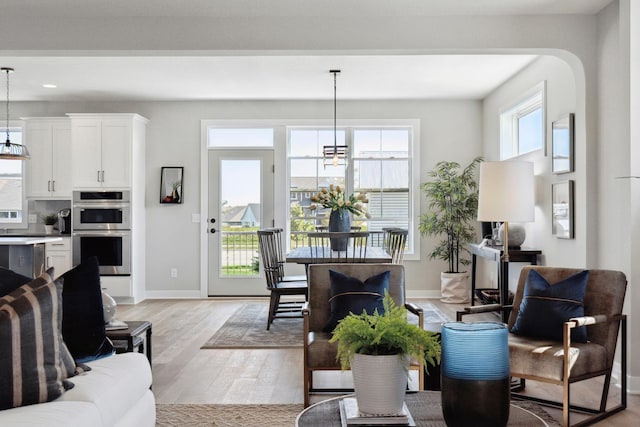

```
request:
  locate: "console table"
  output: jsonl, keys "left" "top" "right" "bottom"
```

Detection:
{"left": 296, "top": 392, "right": 558, "bottom": 426}
{"left": 469, "top": 244, "right": 541, "bottom": 322}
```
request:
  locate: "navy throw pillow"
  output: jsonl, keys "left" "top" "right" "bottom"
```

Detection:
{"left": 0, "top": 266, "right": 32, "bottom": 297}
{"left": 323, "top": 270, "right": 390, "bottom": 333}
{"left": 510, "top": 269, "right": 589, "bottom": 343}
{"left": 58, "top": 256, "right": 115, "bottom": 363}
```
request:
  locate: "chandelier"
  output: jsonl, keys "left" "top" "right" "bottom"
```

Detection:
{"left": 0, "top": 67, "right": 29, "bottom": 160}
{"left": 322, "top": 69, "right": 347, "bottom": 168}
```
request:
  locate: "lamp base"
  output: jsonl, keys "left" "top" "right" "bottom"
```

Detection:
{"left": 498, "top": 223, "right": 526, "bottom": 248}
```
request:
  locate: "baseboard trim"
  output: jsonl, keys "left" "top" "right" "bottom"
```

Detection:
{"left": 144, "top": 290, "right": 203, "bottom": 300}
{"left": 406, "top": 290, "right": 441, "bottom": 299}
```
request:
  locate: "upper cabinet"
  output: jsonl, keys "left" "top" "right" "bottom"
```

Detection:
{"left": 69, "top": 114, "right": 148, "bottom": 189}
{"left": 25, "top": 118, "right": 73, "bottom": 199}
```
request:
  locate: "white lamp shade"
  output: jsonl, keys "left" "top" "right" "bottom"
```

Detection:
{"left": 477, "top": 161, "right": 535, "bottom": 222}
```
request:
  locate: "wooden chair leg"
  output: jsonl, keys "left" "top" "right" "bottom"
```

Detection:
{"left": 267, "top": 292, "right": 279, "bottom": 330}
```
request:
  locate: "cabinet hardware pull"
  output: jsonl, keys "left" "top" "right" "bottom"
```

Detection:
{"left": 52, "top": 180, "right": 55, "bottom": 192}
{"left": 97, "top": 171, "right": 100, "bottom": 182}
{"left": 47, "top": 180, "right": 51, "bottom": 192}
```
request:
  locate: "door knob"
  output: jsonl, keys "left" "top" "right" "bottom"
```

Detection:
{"left": 210, "top": 228, "right": 217, "bottom": 234}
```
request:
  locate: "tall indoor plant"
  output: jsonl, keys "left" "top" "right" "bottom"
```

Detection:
{"left": 329, "top": 293, "right": 440, "bottom": 415}
{"left": 419, "top": 157, "right": 483, "bottom": 302}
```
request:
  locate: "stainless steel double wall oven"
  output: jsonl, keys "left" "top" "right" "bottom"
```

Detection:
{"left": 72, "top": 191, "right": 131, "bottom": 275}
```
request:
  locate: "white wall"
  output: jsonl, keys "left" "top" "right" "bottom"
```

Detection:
{"left": 11, "top": 99, "right": 482, "bottom": 297}
{"left": 482, "top": 56, "right": 579, "bottom": 281}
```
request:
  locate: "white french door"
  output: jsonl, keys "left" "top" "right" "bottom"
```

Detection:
{"left": 207, "top": 149, "right": 274, "bottom": 296}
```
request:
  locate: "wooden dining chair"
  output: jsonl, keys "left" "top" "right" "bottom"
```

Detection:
{"left": 306, "top": 231, "right": 369, "bottom": 263}
{"left": 269, "top": 227, "right": 307, "bottom": 282}
{"left": 386, "top": 228, "right": 408, "bottom": 264}
{"left": 257, "top": 229, "right": 308, "bottom": 330}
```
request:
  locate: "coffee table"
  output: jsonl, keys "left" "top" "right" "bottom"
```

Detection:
{"left": 296, "top": 391, "right": 559, "bottom": 426}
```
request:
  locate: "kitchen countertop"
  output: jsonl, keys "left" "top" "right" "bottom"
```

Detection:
{"left": 0, "top": 236, "right": 64, "bottom": 245}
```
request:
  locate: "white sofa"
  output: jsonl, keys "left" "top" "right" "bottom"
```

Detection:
{"left": 0, "top": 352, "right": 155, "bottom": 427}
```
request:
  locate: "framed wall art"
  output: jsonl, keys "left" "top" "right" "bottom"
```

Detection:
{"left": 552, "top": 113, "right": 574, "bottom": 174}
{"left": 552, "top": 180, "right": 574, "bottom": 239}
{"left": 160, "top": 167, "right": 183, "bottom": 204}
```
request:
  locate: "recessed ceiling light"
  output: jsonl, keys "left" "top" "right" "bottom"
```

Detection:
{"left": 42, "top": 84, "right": 57, "bottom": 88}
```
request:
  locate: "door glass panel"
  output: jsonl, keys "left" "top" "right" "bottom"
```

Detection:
{"left": 220, "top": 159, "right": 261, "bottom": 277}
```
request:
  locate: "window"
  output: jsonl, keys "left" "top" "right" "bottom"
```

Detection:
{"left": 288, "top": 124, "right": 416, "bottom": 254}
{"left": 500, "top": 82, "right": 546, "bottom": 160}
{"left": 0, "top": 127, "right": 26, "bottom": 226}
{"left": 208, "top": 128, "right": 274, "bottom": 148}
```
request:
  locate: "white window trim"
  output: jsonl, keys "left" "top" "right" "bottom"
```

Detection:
{"left": 500, "top": 81, "right": 546, "bottom": 160}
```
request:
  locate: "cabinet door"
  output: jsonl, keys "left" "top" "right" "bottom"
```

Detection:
{"left": 45, "top": 238, "right": 72, "bottom": 275}
{"left": 72, "top": 119, "right": 103, "bottom": 188}
{"left": 51, "top": 124, "right": 72, "bottom": 197}
{"left": 46, "top": 251, "right": 72, "bottom": 275}
{"left": 25, "top": 124, "right": 54, "bottom": 198}
{"left": 101, "top": 119, "right": 131, "bottom": 188}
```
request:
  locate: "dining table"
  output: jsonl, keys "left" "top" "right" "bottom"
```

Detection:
{"left": 286, "top": 245, "right": 392, "bottom": 264}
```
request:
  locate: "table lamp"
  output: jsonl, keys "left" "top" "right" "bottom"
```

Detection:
{"left": 477, "top": 161, "right": 534, "bottom": 262}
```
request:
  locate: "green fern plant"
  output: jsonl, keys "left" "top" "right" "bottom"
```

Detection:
{"left": 329, "top": 292, "right": 441, "bottom": 370}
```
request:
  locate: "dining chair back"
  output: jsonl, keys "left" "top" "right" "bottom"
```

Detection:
{"left": 257, "top": 229, "right": 308, "bottom": 330}
{"left": 386, "top": 228, "right": 408, "bottom": 264}
{"left": 306, "top": 231, "right": 369, "bottom": 263}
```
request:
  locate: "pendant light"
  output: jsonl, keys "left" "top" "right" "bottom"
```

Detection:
{"left": 0, "top": 67, "right": 29, "bottom": 160}
{"left": 322, "top": 69, "right": 347, "bottom": 168}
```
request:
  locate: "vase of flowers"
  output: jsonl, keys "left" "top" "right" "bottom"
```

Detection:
{"left": 309, "top": 184, "right": 369, "bottom": 251}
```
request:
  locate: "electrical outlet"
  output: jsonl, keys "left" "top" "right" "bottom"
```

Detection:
{"left": 28, "top": 214, "right": 37, "bottom": 223}
{"left": 170, "top": 268, "right": 178, "bottom": 278}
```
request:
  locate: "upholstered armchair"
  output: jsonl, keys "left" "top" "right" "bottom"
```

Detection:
{"left": 457, "top": 266, "right": 627, "bottom": 427}
{"left": 303, "top": 263, "right": 424, "bottom": 407}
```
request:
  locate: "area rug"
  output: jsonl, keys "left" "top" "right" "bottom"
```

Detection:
{"left": 201, "top": 302, "right": 449, "bottom": 350}
{"left": 201, "top": 303, "right": 303, "bottom": 349}
{"left": 155, "top": 403, "right": 304, "bottom": 426}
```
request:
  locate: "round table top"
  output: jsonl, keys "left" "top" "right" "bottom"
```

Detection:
{"left": 296, "top": 391, "right": 559, "bottom": 427}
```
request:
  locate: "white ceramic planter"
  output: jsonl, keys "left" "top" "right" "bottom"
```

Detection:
{"left": 440, "top": 271, "right": 470, "bottom": 303}
{"left": 351, "top": 353, "right": 408, "bottom": 415}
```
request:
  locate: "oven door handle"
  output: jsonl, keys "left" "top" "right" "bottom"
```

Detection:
{"left": 73, "top": 231, "right": 131, "bottom": 237}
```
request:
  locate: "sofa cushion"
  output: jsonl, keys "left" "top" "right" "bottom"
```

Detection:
{"left": 58, "top": 257, "right": 115, "bottom": 363}
{"left": 0, "top": 266, "right": 33, "bottom": 297}
{"left": 322, "top": 269, "right": 389, "bottom": 333}
{"left": 58, "top": 352, "right": 153, "bottom": 427}
{"left": 0, "top": 277, "right": 75, "bottom": 410}
{"left": 510, "top": 269, "right": 589, "bottom": 343}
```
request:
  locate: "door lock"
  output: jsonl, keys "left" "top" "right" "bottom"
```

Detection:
{"left": 210, "top": 228, "right": 217, "bottom": 234}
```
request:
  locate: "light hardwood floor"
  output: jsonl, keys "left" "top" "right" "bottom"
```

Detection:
{"left": 117, "top": 298, "right": 638, "bottom": 425}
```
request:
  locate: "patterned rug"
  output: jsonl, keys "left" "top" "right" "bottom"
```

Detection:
{"left": 201, "top": 303, "right": 303, "bottom": 349}
{"left": 155, "top": 403, "right": 304, "bottom": 426}
{"left": 201, "top": 302, "right": 449, "bottom": 349}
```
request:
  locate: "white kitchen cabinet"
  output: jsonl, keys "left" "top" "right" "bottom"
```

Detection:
{"left": 69, "top": 114, "right": 147, "bottom": 189}
{"left": 45, "top": 237, "right": 72, "bottom": 274}
{"left": 25, "top": 118, "right": 73, "bottom": 198}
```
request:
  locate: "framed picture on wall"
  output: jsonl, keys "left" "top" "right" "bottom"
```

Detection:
{"left": 552, "top": 113, "right": 575, "bottom": 174}
{"left": 160, "top": 167, "right": 183, "bottom": 204}
{"left": 552, "top": 180, "right": 574, "bottom": 239}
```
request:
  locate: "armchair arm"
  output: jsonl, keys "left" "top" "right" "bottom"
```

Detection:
{"left": 405, "top": 302, "right": 424, "bottom": 330}
{"left": 568, "top": 314, "right": 608, "bottom": 327}
{"left": 455, "top": 303, "right": 512, "bottom": 321}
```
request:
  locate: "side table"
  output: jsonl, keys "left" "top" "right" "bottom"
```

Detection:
{"left": 106, "top": 320, "right": 152, "bottom": 367}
